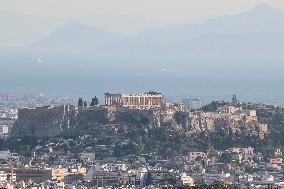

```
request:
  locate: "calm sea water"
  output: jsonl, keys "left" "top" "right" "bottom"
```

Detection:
{"left": 1, "top": 53, "right": 284, "bottom": 104}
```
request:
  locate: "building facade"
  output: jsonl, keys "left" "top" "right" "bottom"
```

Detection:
{"left": 15, "top": 168, "right": 52, "bottom": 183}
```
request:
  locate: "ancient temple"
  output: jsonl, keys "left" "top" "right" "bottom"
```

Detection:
{"left": 104, "top": 91, "right": 163, "bottom": 108}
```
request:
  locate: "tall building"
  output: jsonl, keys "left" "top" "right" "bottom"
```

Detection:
{"left": 0, "top": 125, "right": 9, "bottom": 139}
{"left": 104, "top": 91, "right": 163, "bottom": 108}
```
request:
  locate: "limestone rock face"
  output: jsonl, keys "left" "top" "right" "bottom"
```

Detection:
{"left": 180, "top": 111, "right": 268, "bottom": 137}
{"left": 74, "top": 107, "right": 161, "bottom": 135}
{"left": 12, "top": 106, "right": 161, "bottom": 138}
{"left": 76, "top": 106, "right": 159, "bottom": 126}
{"left": 76, "top": 106, "right": 112, "bottom": 125}
{"left": 12, "top": 105, "right": 76, "bottom": 138}
{"left": 114, "top": 108, "right": 159, "bottom": 127}
{"left": 12, "top": 105, "right": 268, "bottom": 139}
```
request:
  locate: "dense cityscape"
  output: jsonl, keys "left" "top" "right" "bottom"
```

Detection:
{"left": 0, "top": 92, "right": 284, "bottom": 188}
{"left": 2, "top": 1, "right": 284, "bottom": 189}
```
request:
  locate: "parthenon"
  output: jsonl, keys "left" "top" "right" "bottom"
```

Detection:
{"left": 104, "top": 92, "right": 163, "bottom": 108}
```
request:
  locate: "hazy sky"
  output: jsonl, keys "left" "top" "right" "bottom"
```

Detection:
{"left": 1, "top": 0, "right": 284, "bottom": 101}
{"left": 0, "top": 0, "right": 284, "bottom": 46}
{"left": 1, "top": 0, "right": 284, "bottom": 18}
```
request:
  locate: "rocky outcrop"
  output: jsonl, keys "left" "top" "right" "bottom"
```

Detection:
{"left": 74, "top": 107, "right": 161, "bottom": 135}
{"left": 176, "top": 111, "right": 268, "bottom": 138}
{"left": 76, "top": 106, "right": 160, "bottom": 126}
{"left": 11, "top": 105, "right": 268, "bottom": 139}
{"left": 114, "top": 107, "right": 159, "bottom": 127}
{"left": 76, "top": 106, "right": 114, "bottom": 125}
{"left": 12, "top": 105, "right": 76, "bottom": 138}
{"left": 12, "top": 106, "right": 161, "bottom": 138}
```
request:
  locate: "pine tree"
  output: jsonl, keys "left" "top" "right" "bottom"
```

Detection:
{"left": 90, "top": 96, "right": 99, "bottom": 106}
{"left": 78, "top": 98, "right": 83, "bottom": 107}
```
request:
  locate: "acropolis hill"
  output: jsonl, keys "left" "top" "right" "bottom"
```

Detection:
{"left": 11, "top": 92, "right": 268, "bottom": 141}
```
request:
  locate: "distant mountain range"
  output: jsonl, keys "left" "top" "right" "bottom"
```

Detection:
{"left": 29, "top": 23, "right": 126, "bottom": 53}
{"left": 24, "top": 4, "right": 284, "bottom": 56}
{"left": 1, "top": 4, "right": 284, "bottom": 100}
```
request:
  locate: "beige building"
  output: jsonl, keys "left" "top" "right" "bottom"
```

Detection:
{"left": 269, "top": 158, "right": 283, "bottom": 165}
{"left": 104, "top": 92, "right": 163, "bottom": 108}
{"left": 0, "top": 125, "right": 9, "bottom": 139}
{"left": 179, "top": 173, "right": 195, "bottom": 187}
{"left": 189, "top": 151, "right": 207, "bottom": 160}
{"left": 15, "top": 168, "right": 52, "bottom": 183}
{"left": 258, "top": 123, "right": 268, "bottom": 139}
{"left": 0, "top": 171, "right": 7, "bottom": 185}
{"left": 52, "top": 167, "right": 69, "bottom": 181}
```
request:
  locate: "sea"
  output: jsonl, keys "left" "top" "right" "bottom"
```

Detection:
{"left": 1, "top": 52, "right": 284, "bottom": 105}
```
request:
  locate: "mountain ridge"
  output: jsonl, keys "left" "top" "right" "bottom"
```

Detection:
{"left": 24, "top": 4, "right": 284, "bottom": 56}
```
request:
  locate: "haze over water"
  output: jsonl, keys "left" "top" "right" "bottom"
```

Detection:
{"left": 1, "top": 52, "right": 284, "bottom": 104}
{"left": 1, "top": 2, "right": 284, "bottom": 104}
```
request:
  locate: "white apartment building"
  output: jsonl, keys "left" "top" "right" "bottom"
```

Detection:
{"left": 0, "top": 150, "right": 19, "bottom": 161}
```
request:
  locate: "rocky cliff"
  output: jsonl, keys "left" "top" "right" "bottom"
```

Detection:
{"left": 11, "top": 104, "right": 268, "bottom": 139}
{"left": 12, "top": 105, "right": 76, "bottom": 138}
{"left": 11, "top": 106, "right": 161, "bottom": 138}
